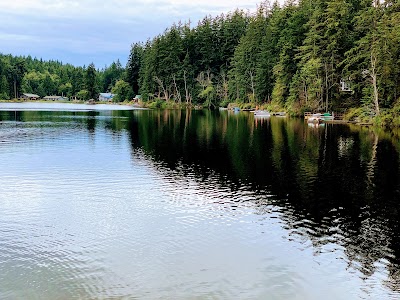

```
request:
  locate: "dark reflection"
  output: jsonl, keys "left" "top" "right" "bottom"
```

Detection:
{"left": 1, "top": 109, "right": 400, "bottom": 293}
{"left": 125, "top": 110, "right": 400, "bottom": 292}
{"left": 86, "top": 111, "right": 97, "bottom": 133}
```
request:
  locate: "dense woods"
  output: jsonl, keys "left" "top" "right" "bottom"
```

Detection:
{"left": 0, "top": 54, "right": 124, "bottom": 101}
{"left": 1, "top": 0, "right": 400, "bottom": 124}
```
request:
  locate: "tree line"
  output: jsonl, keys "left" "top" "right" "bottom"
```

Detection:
{"left": 1, "top": 0, "right": 400, "bottom": 122}
{"left": 126, "top": 0, "right": 400, "bottom": 120}
{"left": 0, "top": 54, "right": 126, "bottom": 101}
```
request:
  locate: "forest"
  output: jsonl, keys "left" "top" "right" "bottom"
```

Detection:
{"left": 0, "top": 55, "right": 125, "bottom": 102}
{"left": 1, "top": 0, "right": 400, "bottom": 125}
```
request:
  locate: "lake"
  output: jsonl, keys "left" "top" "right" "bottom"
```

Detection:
{"left": 0, "top": 104, "right": 399, "bottom": 299}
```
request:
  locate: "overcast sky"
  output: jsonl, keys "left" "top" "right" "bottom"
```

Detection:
{"left": 0, "top": 0, "right": 283, "bottom": 68}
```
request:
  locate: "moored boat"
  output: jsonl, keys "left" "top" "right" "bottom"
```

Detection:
{"left": 307, "top": 113, "right": 323, "bottom": 123}
{"left": 307, "top": 112, "right": 335, "bottom": 123}
{"left": 233, "top": 107, "right": 240, "bottom": 112}
{"left": 253, "top": 110, "right": 271, "bottom": 117}
{"left": 322, "top": 112, "right": 334, "bottom": 121}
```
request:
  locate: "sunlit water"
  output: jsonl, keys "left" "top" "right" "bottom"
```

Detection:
{"left": 0, "top": 105, "right": 399, "bottom": 299}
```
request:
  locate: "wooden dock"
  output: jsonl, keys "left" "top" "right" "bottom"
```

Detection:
{"left": 334, "top": 113, "right": 345, "bottom": 120}
{"left": 304, "top": 112, "right": 312, "bottom": 119}
{"left": 325, "top": 120, "right": 356, "bottom": 124}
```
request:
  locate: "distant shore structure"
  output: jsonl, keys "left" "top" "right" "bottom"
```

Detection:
{"left": 43, "top": 95, "right": 69, "bottom": 101}
{"left": 21, "top": 93, "right": 40, "bottom": 101}
{"left": 99, "top": 93, "right": 115, "bottom": 102}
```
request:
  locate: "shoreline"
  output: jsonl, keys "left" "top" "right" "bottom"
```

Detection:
{"left": 0, "top": 100, "right": 394, "bottom": 129}
{"left": 0, "top": 101, "right": 145, "bottom": 111}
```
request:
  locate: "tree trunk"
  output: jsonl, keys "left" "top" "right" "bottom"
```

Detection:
{"left": 172, "top": 75, "right": 181, "bottom": 103}
{"left": 183, "top": 70, "right": 191, "bottom": 104}
{"left": 154, "top": 76, "right": 170, "bottom": 101}
{"left": 249, "top": 70, "right": 255, "bottom": 103}
{"left": 14, "top": 78, "right": 17, "bottom": 99}
{"left": 370, "top": 52, "right": 380, "bottom": 116}
{"left": 325, "top": 62, "right": 329, "bottom": 112}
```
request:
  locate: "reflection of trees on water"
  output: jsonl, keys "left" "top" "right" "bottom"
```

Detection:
{"left": 2, "top": 109, "right": 398, "bottom": 291}
{"left": 125, "top": 110, "right": 400, "bottom": 292}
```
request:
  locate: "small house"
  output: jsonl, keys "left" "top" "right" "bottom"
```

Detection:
{"left": 21, "top": 93, "right": 40, "bottom": 100}
{"left": 133, "top": 95, "right": 142, "bottom": 102}
{"left": 43, "top": 95, "right": 68, "bottom": 101}
{"left": 340, "top": 79, "right": 352, "bottom": 92}
{"left": 99, "top": 93, "right": 115, "bottom": 102}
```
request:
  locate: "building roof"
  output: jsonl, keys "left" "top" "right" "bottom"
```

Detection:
{"left": 43, "top": 96, "right": 68, "bottom": 101}
{"left": 44, "top": 95, "right": 62, "bottom": 98}
{"left": 23, "top": 93, "right": 40, "bottom": 98}
{"left": 99, "top": 93, "right": 115, "bottom": 98}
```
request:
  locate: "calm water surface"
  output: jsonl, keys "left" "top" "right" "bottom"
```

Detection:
{"left": 0, "top": 105, "right": 399, "bottom": 299}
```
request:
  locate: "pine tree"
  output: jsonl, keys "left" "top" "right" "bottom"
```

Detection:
{"left": 230, "top": 3, "right": 269, "bottom": 103}
{"left": 271, "top": 0, "right": 308, "bottom": 107}
{"left": 343, "top": 0, "right": 393, "bottom": 116}
{"left": 85, "top": 63, "right": 98, "bottom": 100}
{"left": 126, "top": 43, "right": 144, "bottom": 95}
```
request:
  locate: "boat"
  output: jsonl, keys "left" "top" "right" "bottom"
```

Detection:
{"left": 307, "top": 112, "right": 335, "bottom": 123}
{"left": 233, "top": 107, "right": 240, "bottom": 112}
{"left": 253, "top": 110, "right": 271, "bottom": 117}
{"left": 322, "top": 112, "right": 334, "bottom": 121}
{"left": 307, "top": 113, "right": 323, "bottom": 123}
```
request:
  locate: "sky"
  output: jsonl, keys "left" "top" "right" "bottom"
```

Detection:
{"left": 0, "top": 0, "right": 281, "bottom": 68}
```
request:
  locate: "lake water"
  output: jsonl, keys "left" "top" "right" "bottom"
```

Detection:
{"left": 0, "top": 105, "right": 399, "bottom": 299}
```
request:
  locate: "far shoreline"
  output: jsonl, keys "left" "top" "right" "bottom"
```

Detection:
{"left": 0, "top": 100, "right": 146, "bottom": 111}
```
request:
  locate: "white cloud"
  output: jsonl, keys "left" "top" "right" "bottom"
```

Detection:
{"left": 0, "top": 0, "right": 259, "bottom": 14}
{"left": 0, "top": 0, "right": 283, "bottom": 66}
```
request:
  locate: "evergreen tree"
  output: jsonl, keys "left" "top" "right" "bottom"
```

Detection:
{"left": 126, "top": 43, "right": 144, "bottom": 95}
{"left": 85, "top": 63, "right": 97, "bottom": 100}
{"left": 8, "top": 58, "right": 27, "bottom": 98}
{"left": 271, "top": 0, "right": 308, "bottom": 107}
{"left": 230, "top": 2, "right": 269, "bottom": 103}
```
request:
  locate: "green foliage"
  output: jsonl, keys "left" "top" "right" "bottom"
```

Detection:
{"left": 99, "top": 60, "right": 124, "bottom": 93}
{"left": 0, "top": 92, "right": 9, "bottom": 100}
{"left": 85, "top": 63, "right": 98, "bottom": 99}
{"left": 111, "top": 80, "right": 134, "bottom": 102}
{"left": 198, "top": 85, "right": 216, "bottom": 108}
{"left": 344, "top": 107, "right": 364, "bottom": 121}
{"left": 0, "top": 75, "right": 9, "bottom": 99}
{"left": 139, "top": 11, "right": 249, "bottom": 105}
{"left": 77, "top": 89, "right": 89, "bottom": 100}
{"left": 2, "top": 0, "right": 400, "bottom": 127}
{"left": 147, "top": 99, "right": 166, "bottom": 109}
{"left": 230, "top": 4, "right": 269, "bottom": 103}
{"left": 126, "top": 43, "right": 144, "bottom": 95}
{"left": 0, "top": 54, "right": 123, "bottom": 100}
{"left": 374, "top": 109, "right": 393, "bottom": 127}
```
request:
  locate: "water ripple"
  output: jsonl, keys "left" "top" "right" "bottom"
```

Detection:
{"left": 0, "top": 110, "right": 399, "bottom": 299}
